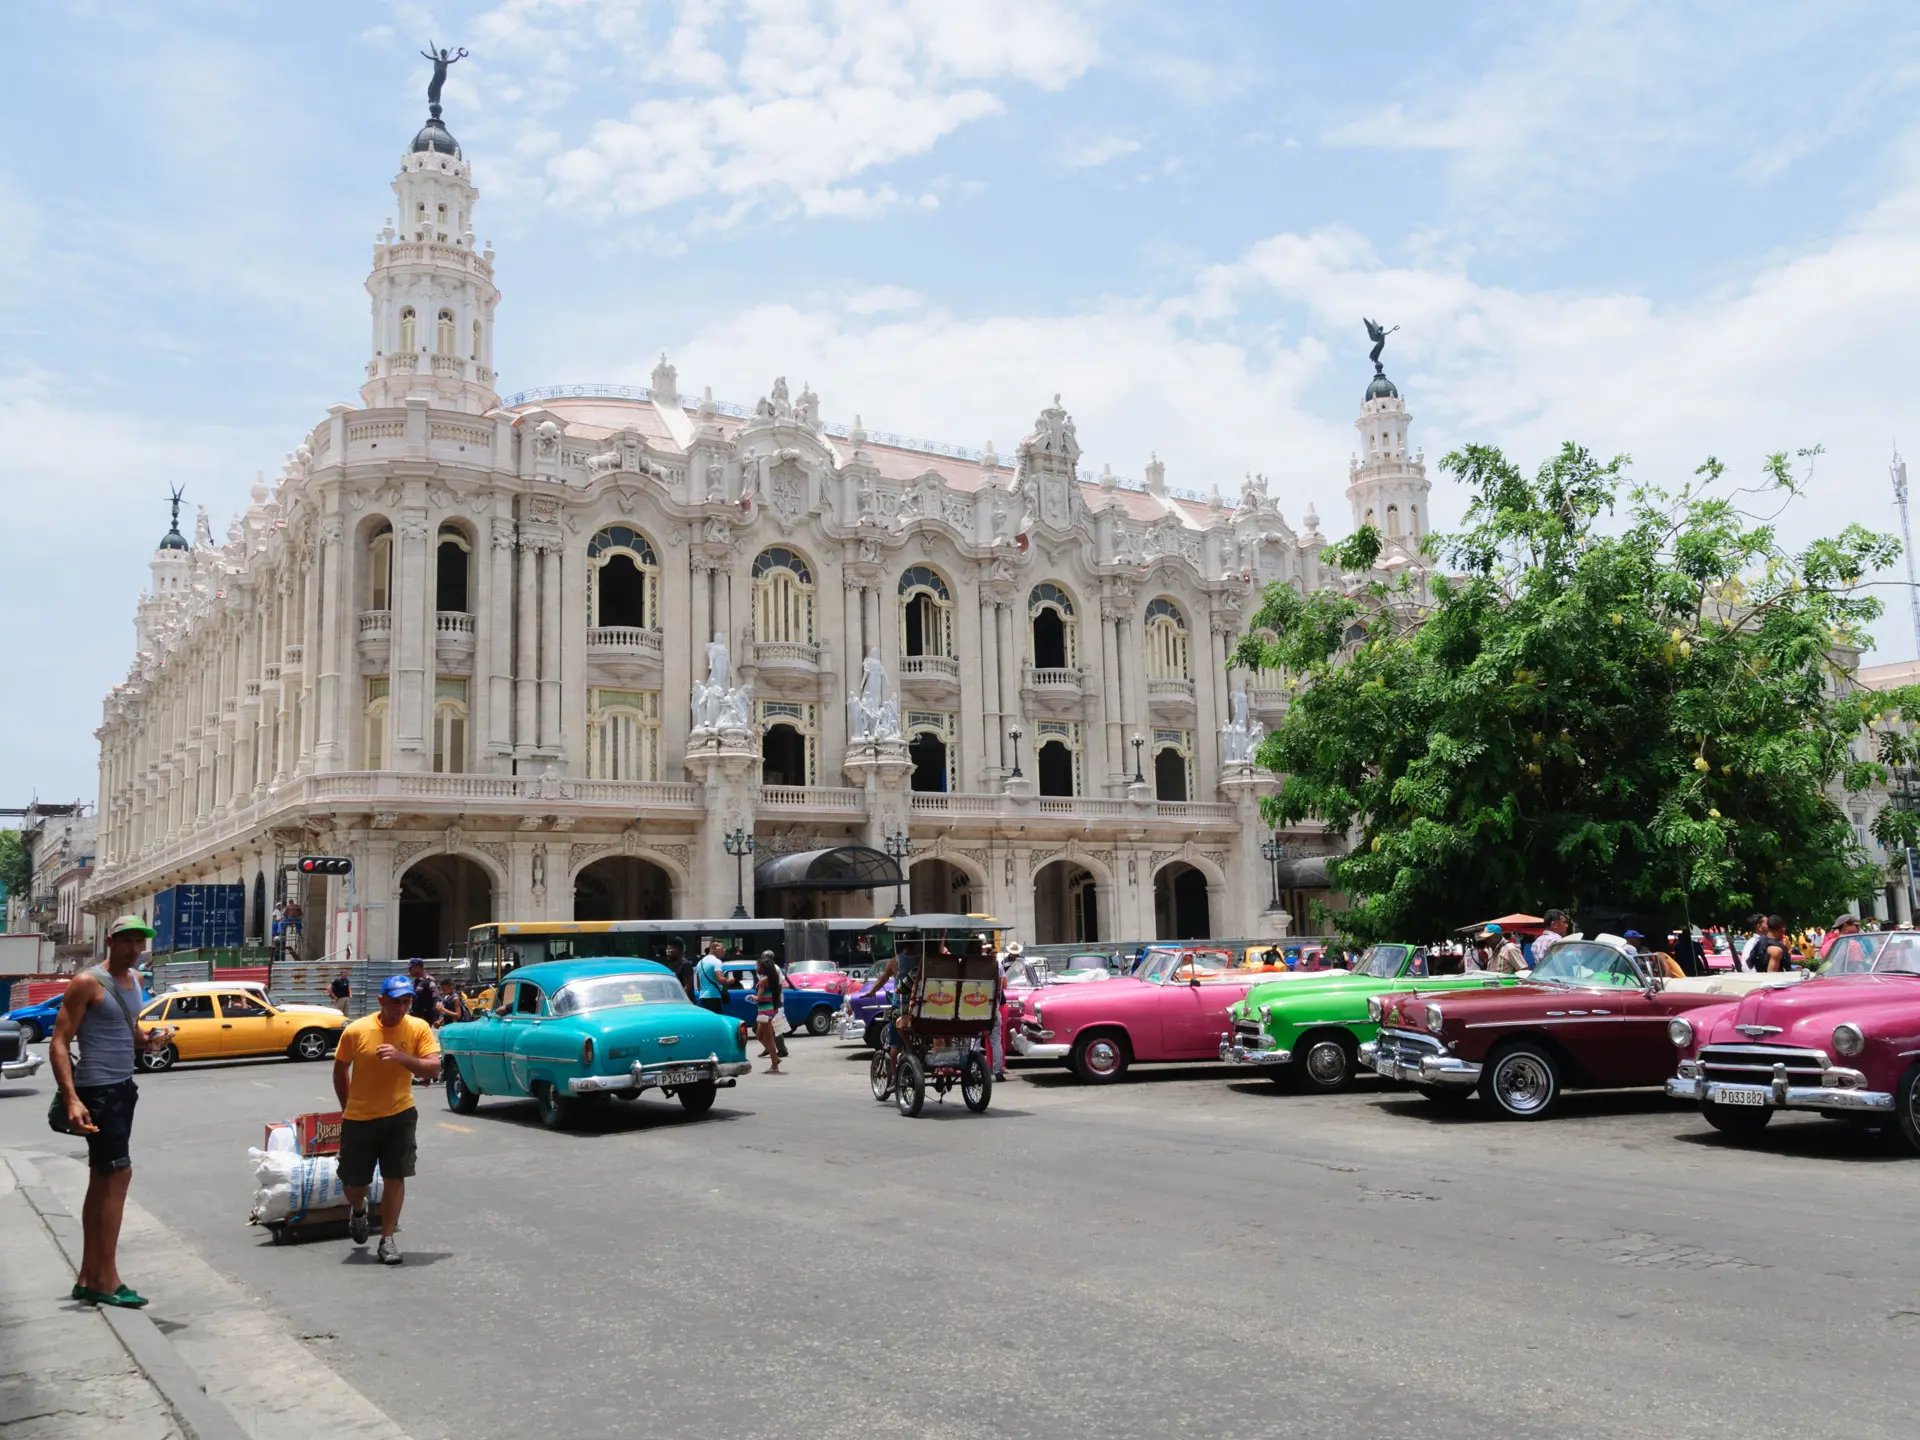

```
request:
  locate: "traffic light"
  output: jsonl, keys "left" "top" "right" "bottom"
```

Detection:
{"left": 298, "top": 856, "right": 353, "bottom": 875}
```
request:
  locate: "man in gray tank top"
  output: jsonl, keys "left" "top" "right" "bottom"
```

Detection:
{"left": 50, "top": 915, "right": 165, "bottom": 1308}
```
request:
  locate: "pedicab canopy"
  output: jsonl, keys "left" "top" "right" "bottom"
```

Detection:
{"left": 1458, "top": 914, "right": 1547, "bottom": 937}
{"left": 886, "top": 915, "right": 1009, "bottom": 1031}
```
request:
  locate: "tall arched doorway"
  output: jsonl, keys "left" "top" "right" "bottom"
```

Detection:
{"left": 1153, "top": 861, "right": 1211, "bottom": 940}
{"left": 574, "top": 856, "right": 672, "bottom": 921}
{"left": 909, "top": 857, "right": 974, "bottom": 914}
{"left": 762, "top": 723, "right": 808, "bottom": 786}
{"left": 397, "top": 854, "right": 494, "bottom": 959}
{"left": 1033, "top": 859, "right": 1099, "bottom": 945}
{"left": 908, "top": 731, "right": 948, "bottom": 792}
{"left": 1037, "top": 740, "right": 1075, "bottom": 797}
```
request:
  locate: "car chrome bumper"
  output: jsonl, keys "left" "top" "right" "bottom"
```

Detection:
{"left": 1012, "top": 1035, "right": 1071, "bottom": 1060}
{"left": 2, "top": 1053, "right": 43, "bottom": 1081}
{"left": 1218, "top": 1033, "right": 1292, "bottom": 1066}
{"left": 1363, "top": 1040, "right": 1481, "bottom": 1087}
{"left": 836, "top": 1015, "right": 874, "bottom": 1041}
{"left": 569, "top": 1056, "right": 753, "bottom": 1095}
{"left": 1665, "top": 1067, "right": 1894, "bottom": 1113}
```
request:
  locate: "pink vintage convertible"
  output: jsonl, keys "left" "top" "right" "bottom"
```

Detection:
{"left": 1666, "top": 928, "right": 1920, "bottom": 1151}
{"left": 1010, "top": 946, "right": 1315, "bottom": 1082}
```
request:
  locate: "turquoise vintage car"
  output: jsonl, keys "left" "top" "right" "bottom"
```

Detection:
{"left": 1218, "top": 943, "right": 1514, "bottom": 1092}
{"left": 438, "top": 959, "right": 752, "bottom": 1130}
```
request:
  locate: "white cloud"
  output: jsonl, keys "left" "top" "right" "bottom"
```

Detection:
{"left": 464, "top": 0, "right": 1099, "bottom": 221}
{"left": 1059, "top": 131, "right": 1141, "bottom": 170}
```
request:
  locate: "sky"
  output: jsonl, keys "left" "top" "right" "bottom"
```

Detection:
{"left": 2, "top": 0, "right": 1918, "bottom": 804}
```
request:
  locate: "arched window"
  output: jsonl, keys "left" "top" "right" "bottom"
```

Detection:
{"left": 907, "top": 710, "right": 953, "bottom": 793}
{"left": 752, "top": 547, "right": 815, "bottom": 645}
{"left": 367, "top": 525, "right": 392, "bottom": 611}
{"left": 1144, "top": 598, "right": 1190, "bottom": 681}
{"left": 1035, "top": 720, "right": 1081, "bottom": 797}
{"left": 436, "top": 528, "right": 470, "bottom": 612}
{"left": 1364, "top": 507, "right": 1375, "bottom": 529}
{"left": 588, "top": 687, "right": 661, "bottom": 781}
{"left": 1386, "top": 504, "right": 1401, "bottom": 539}
{"left": 758, "top": 699, "right": 819, "bottom": 787}
{"left": 398, "top": 307, "right": 416, "bottom": 353}
{"left": 1029, "top": 583, "right": 1077, "bottom": 670}
{"left": 436, "top": 309, "right": 456, "bottom": 356}
{"left": 898, "top": 565, "right": 952, "bottom": 659}
{"left": 1409, "top": 505, "right": 1420, "bottom": 538}
{"left": 364, "top": 676, "right": 389, "bottom": 770}
{"left": 471, "top": 318, "right": 482, "bottom": 361}
{"left": 432, "top": 678, "right": 468, "bottom": 774}
{"left": 588, "top": 526, "right": 660, "bottom": 631}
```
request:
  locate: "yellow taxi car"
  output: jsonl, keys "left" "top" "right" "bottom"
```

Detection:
{"left": 135, "top": 985, "right": 347, "bottom": 1071}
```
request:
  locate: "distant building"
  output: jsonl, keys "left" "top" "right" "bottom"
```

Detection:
{"left": 86, "top": 93, "right": 1431, "bottom": 959}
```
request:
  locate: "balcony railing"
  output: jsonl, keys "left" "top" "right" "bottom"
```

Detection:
{"left": 753, "top": 640, "right": 822, "bottom": 667}
{"left": 1028, "top": 666, "right": 1083, "bottom": 690}
{"left": 587, "top": 626, "right": 665, "bottom": 657}
{"left": 359, "top": 610, "right": 392, "bottom": 636}
{"left": 432, "top": 354, "right": 465, "bottom": 376}
{"left": 760, "top": 785, "right": 864, "bottom": 811}
{"left": 1147, "top": 677, "right": 1196, "bottom": 702}
{"left": 901, "top": 655, "right": 959, "bottom": 680}
{"left": 436, "top": 611, "right": 476, "bottom": 636}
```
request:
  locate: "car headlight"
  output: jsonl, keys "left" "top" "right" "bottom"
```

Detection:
{"left": 1032, "top": 1005, "right": 1043, "bottom": 1023}
{"left": 1832, "top": 1022, "right": 1865, "bottom": 1057}
{"left": 1666, "top": 1017, "right": 1693, "bottom": 1048}
{"left": 1367, "top": 996, "right": 1383, "bottom": 1022}
{"left": 1424, "top": 1003, "right": 1444, "bottom": 1033}
{"left": 1258, "top": 1004, "right": 1272, "bottom": 1023}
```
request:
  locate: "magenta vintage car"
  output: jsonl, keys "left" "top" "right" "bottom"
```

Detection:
{"left": 1666, "top": 928, "right": 1920, "bottom": 1150}
{"left": 1010, "top": 945, "right": 1281, "bottom": 1083}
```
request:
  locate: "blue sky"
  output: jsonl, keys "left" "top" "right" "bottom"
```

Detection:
{"left": 3, "top": 0, "right": 1919, "bottom": 803}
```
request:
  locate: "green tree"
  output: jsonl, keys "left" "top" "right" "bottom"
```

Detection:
{"left": 1235, "top": 442, "right": 1920, "bottom": 943}
{"left": 0, "top": 829, "right": 29, "bottom": 911}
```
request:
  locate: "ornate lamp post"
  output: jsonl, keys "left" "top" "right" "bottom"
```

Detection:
{"left": 723, "top": 827, "right": 756, "bottom": 919}
{"left": 1131, "top": 732, "right": 1146, "bottom": 785}
{"left": 1007, "top": 724, "right": 1025, "bottom": 780}
{"left": 1261, "top": 835, "right": 1286, "bottom": 911}
{"left": 884, "top": 828, "right": 915, "bottom": 917}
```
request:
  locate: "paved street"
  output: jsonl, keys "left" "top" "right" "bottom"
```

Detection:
{"left": 2, "top": 1038, "right": 1916, "bottom": 1440}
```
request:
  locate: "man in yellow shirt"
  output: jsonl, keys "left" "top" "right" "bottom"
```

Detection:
{"left": 333, "top": 975, "right": 441, "bottom": 1264}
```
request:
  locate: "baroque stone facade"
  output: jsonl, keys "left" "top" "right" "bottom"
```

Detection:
{"left": 87, "top": 103, "right": 1430, "bottom": 959}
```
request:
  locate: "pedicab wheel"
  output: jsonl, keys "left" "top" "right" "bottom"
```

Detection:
{"left": 869, "top": 1050, "right": 895, "bottom": 1102}
{"left": 895, "top": 1053, "right": 926, "bottom": 1117}
{"left": 269, "top": 1223, "right": 290, "bottom": 1246}
{"left": 443, "top": 1060, "right": 481, "bottom": 1115}
{"left": 962, "top": 1052, "right": 993, "bottom": 1113}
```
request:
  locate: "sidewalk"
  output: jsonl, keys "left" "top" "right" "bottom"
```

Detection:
{"left": 0, "top": 1150, "right": 234, "bottom": 1439}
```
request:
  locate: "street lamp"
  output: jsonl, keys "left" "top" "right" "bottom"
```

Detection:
{"left": 723, "top": 827, "right": 756, "bottom": 919}
{"left": 1261, "top": 835, "right": 1286, "bottom": 910}
{"left": 1131, "top": 732, "right": 1146, "bottom": 785}
{"left": 884, "top": 828, "right": 915, "bottom": 917}
{"left": 1008, "top": 724, "right": 1025, "bottom": 779}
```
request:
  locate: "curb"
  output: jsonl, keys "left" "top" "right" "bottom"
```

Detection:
{"left": 3, "top": 1150, "right": 251, "bottom": 1440}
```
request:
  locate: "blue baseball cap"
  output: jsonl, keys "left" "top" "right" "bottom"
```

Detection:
{"left": 1484, "top": 923, "right": 1503, "bottom": 935}
{"left": 380, "top": 975, "right": 415, "bottom": 999}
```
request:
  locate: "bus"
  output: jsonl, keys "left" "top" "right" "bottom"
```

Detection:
{"left": 463, "top": 917, "right": 899, "bottom": 993}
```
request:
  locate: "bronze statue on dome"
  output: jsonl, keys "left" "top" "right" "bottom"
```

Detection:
{"left": 420, "top": 42, "right": 468, "bottom": 113}
{"left": 1364, "top": 317, "right": 1398, "bottom": 373}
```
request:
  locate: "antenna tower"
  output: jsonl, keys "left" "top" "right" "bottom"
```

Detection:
{"left": 1895, "top": 450, "right": 1920, "bottom": 660}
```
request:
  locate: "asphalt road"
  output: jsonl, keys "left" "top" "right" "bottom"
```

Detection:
{"left": 3, "top": 1038, "right": 1916, "bottom": 1440}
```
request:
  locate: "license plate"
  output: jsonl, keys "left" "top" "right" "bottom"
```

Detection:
{"left": 1711, "top": 1085, "right": 1767, "bottom": 1107}
{"left": 659, "top": 1066, "right": 709, "bottom": 1087}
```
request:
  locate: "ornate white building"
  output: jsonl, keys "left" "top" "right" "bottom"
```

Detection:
{"left": 87, "top": 98, "right": 1430, "bottom": 960}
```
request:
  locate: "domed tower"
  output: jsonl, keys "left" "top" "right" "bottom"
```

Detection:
{"left": 1346, "top": 323, "right": 1429, "bottom": 558}
{"left": 136, "top": 488, "right": 193, "bottom": 649}
{"left": 360, "top": 53, "right": 500, "bottom": 415}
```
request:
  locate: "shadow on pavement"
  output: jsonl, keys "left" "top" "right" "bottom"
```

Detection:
{"left": 341, "top": 1249, "right": 455, "bottom": 1266}
{"left": 1672, "top": 1119, "right": 1909, "bottom": 1164}
{"left": 448, "top": 1099, "right": 755, "bottom": 1136}
{"left": 1370, "top": 1088, "right": 1680, "bottom": 1125}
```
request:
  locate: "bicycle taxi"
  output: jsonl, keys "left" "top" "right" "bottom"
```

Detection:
{"left": 869, "top": 914, "right": 1010, "bottom": 1117}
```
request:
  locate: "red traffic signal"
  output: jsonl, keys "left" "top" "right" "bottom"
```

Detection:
{"left": 298, "top": 856, "right": 353, "bottom": 876}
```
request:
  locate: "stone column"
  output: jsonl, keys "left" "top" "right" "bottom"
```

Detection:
{"left": 557, "top": 541, "right": 587, "bottom": 772}
{"left": 487, "top": 518, "right": 516, "bottom": 767}
{"left": 686, "top": 737, "right": 763, "bottom": 916}
{"left": 995, "top": 600, "right": 1018, "bottom": 783}
{"left": 514, "top": 538, "right": 538, "bottom": 758}
{"left": 537, "top": 542, "right": 563, "bottom": 757}
{"left": 394, "top": 509, "right": 432, "bottom": 769}
{"left": 273, "top": 578, "right": 296, "bottom": 785}
{"left": 1220, "top": 766, "right": 1281, "bottom": 938}
{"left": 1100, "top": 604, "right": 1124, "bottom": 793}
{"left": 315, "top": 515, "right": 346, "bottom": 768}
{"left": 976, "top": 593, "right": 999, "bottom": 788}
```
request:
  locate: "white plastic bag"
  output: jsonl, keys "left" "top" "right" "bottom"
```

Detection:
{"left": 248, "top": 1147, "right": 381, "bottom": 1224}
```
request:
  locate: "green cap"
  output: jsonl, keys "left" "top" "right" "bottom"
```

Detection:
{"left": 107, "top": 915, "right": 156, "bottom": 939}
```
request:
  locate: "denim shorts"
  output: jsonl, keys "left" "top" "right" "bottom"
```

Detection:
{"left": 75, "top": 1079, "right": 138, "bottom": 1174}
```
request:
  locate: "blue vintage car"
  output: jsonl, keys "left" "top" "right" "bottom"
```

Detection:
{"left": 715, "top": 960, "right": 845, "bottom": 1036}
{"left": 437, "top": 959, "right": 752, "bottom": 1130}
{"left": 4, "top": 995, "right": 62, "bottom": 1045}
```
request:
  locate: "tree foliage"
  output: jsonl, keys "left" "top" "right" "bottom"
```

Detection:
{"left": 1234, "top": 442, "right": 1920, "bottom": 943}
{"left": 0, "top": 829, "right": 29, "bottom": 907}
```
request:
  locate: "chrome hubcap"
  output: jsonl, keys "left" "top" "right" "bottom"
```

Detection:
{"left": 1496, "top": 1055, "right": 1551, "bottom": 1112}
{"left": 1305, "top": 1041, "right": 1348, "bottom": 1084}
{"left": 1087, "top": 1040, "right": 1118, "bottom": 1074}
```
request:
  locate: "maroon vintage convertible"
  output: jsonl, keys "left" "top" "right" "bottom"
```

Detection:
{"left": 1360, "top": 936, "right": 1742, "bottom": 1119}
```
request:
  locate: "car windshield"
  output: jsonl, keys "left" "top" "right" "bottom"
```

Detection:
{"left": 1137, "top": 949, "right": 1235, "bottom": 983}
{"left": 1868, "top": 933, "right": 1920, "bottom": 976}
{"left": 1353, "top": 945, "right": 1412, "bottom": 979}
{"left": 1528, "top": 941, "right": 1644, "bottom": 987}
{"left": 550, "top": 974, "right": 689, "bottom": 1015}
{"left": 788, "top": 961, "right": 838, "bottom": 974}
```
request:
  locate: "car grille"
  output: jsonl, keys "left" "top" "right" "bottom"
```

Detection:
{"left": 1698, "top": 1044, "right": 1829, "bottom": 1088}
{"left": 1232, "top": 1020, "right": 1268, "bottom": 1049}
{"left": 0, "top": 1032, "right": 20, "bottom": 1063}
{"left": 1373, "top": 1029, "right": 1443, "bottom": 1068}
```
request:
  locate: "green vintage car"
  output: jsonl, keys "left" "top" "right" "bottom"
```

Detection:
{"left": 1217, "top": 944, "right": 1514, "bottom": 1092}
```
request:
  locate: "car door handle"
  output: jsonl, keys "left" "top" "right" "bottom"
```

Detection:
{"left": 221, "top": 1024, "right": 233, "bottom": 1028}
